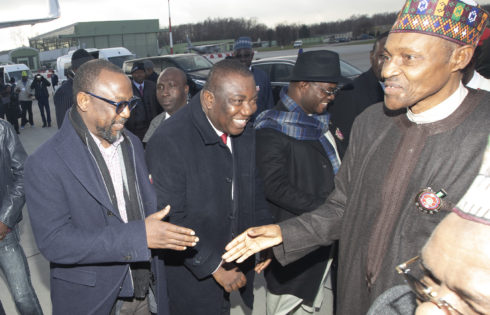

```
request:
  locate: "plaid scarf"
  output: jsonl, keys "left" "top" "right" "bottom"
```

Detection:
{"left": 254, "top": 87, "right": 340, "bottom": 174}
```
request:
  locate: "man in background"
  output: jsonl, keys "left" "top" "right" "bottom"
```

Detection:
{"left": 18, "top": 71, "right": 34, "bottom": 129}
{"left": 143, "top": 67, "right": 188, "bottom": 144}
{"left": 126, "top": 62, "right": 160, "bottom": 141}
{"left": 30, "top": 74, "right": 51, "bottom": 128}
{"left": 233, "top": 36, "right": 274, "bottom": 120}
{"left": 54, "top": 48, "right": 93, "bottom": 129}
{"left": 144, "top": 60, "right": 159, "bottom": 83}
{"left": 329, "top": 31, "right": 388, "bottom": 147}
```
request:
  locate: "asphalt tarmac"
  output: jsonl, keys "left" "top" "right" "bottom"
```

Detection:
{"left": 0, "top": 43, "right": 371, "bottom": 314}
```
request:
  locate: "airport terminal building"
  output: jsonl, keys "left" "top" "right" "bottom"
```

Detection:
{"left": 29, "top": 19, "right": 160, "bottom": 59}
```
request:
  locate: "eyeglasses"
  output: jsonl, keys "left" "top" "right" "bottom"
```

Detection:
{"left": 313, "top": 83, "right": 340, "bottom": 96}
{"left": 396, "top": 256, "right": 463, "bottom": 315}
{"left": 84, "top": 91, "right": 140, "bottom": 114}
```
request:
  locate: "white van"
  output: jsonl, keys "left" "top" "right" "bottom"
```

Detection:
{"left": 56, "top": 47, "right": 135, "bottom": 82}
{"left": 0, "top": 64, "right": 33, "bottom": 85}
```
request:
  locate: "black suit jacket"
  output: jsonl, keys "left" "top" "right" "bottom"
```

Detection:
{"left": 256, "top": 101, "right": 339, "bottom": 303}
{"left": 126, "top": 80, "right": 161, "bottom": 141}
{"left": 329, "top": 68, "right": 384, "bottom": 146}
{"left": 145, "top": 94, "right": 272, "bottom": 314}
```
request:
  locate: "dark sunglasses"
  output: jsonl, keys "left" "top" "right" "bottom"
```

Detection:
{"left": 84, "top": 91, "right": 140, "bottom": 114}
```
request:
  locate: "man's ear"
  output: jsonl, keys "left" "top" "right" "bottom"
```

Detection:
{"left": 201, "top": 89, "right": 215, "bottom": 110}
{"left": 76, "top": 92, "right": 90, "bottom": 112}
{"left": 184, "top": 85, "right": 190, "bottom": 95}
{"left": 450, "top": 45, "right": 475, "bottom": 72}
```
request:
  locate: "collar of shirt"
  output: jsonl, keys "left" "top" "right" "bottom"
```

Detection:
{"left": 206, "top": 116, "right": 232, "bottom": 153}
{"left": 134, "top": 81, "right": 144, "bottom": 90}
{"left": 89, "top": 132, "right": 124, "bottom": 158}
{"left": 466, "top": 71, "right": 490, "bottom": 91}
{"left": 406, "top": 82, "right": 468, "bottom": 125}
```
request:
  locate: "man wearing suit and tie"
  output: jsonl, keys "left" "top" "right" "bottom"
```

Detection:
{"left": 146, "top": 59, "right": 272, "bottom": 315}
{"left": 126, "top": 62, "right": 161, "bottom": 141}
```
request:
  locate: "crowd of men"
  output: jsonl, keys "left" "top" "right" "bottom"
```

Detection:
{"left": 1, "top": 0, "right": 489, "bottom": 314}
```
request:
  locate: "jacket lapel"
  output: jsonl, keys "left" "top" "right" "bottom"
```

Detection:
{"left": 55, "top": 122, "right": 122, "bottom": 219}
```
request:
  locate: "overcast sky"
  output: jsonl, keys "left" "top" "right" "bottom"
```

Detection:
{"left": 1, "top": 0, "right": 490, "bottom": 51}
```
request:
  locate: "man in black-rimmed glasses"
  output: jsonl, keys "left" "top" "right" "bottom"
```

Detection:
{"left": 24, "top": 59, "right": 198, "bottom": 315}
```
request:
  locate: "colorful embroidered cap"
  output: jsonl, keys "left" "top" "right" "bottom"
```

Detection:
{"left": 391, "top": 0, "right": 489, "bottom": 47}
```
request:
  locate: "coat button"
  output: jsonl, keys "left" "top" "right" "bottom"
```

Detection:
{"left": 225, "top": 177, "right": 232, "bottom": 183}
{"left": 322, "top": 164, "right": 327, "bottom": 168}
{"left": 124, "top": 255, "right": 132, "bottom": 261}
{"left": 107, "top": 210, "right": 113, "bottom": 216}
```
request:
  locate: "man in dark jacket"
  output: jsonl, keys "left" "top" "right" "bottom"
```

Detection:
{"left": 25, "top": 59, "right": 198, "bottom": 315}
{"left": 234, "top": 36, "right": 274, "bottom": 121}
{"left": 329, "top": 32, "right": 388, "bottom": 146}
{"left": 54, "top": 48, "right": 93, "bottom": 129}
{"left": 126, "top": 62, "right": 161, "bottom": 141}
{"left": 30, "top": 74, "right": 51, "bottom": 127}
{"left": 223, "top": 1, "right": 490, "bottom": 314}
{"left": 145, "top": 59, "right": 272, "bottom": 315}
{"left": 0, "top": 119, "right": 43, "bottom": 314}
{"left": 254, "top": 50, "right": 345, "bottom": 315}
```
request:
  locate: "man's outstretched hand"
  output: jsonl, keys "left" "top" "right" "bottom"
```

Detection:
{"left": 146, "top": 205, "right": 199, "bottom": 250}
{"left": 222, "top": 224, "right": 282, "bottom": 263}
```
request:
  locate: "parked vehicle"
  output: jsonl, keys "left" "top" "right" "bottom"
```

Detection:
{"left": 252, "top": 55, "right": 362, "bottom": 103}
{"left": 293, "top": 40, "right": 303, "bottom": 48}
{"left": 123, "top": 53, "right": 213, "bottom": 96}
{"left": 0, "top": 64, "right": 33, "bottom": 85}
{"left": 56, "top": 47, "right": 134, "bottom": 83}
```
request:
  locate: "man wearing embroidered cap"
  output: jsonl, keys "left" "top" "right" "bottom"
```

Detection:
{"left": 233, "top": 36, "right": 274, "bottom": 120}
{"left": 222, "top": 0, "right": 490, "bottom": 314}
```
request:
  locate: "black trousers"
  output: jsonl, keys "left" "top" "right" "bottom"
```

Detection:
{"left": 20, "top": 100, "right": 34, "bottom": 126}
{"left": 36, "top": 97, "right": 51, "bottom": 125}
{"left": 6, "top": 107, "right": 20, "bottom": 133}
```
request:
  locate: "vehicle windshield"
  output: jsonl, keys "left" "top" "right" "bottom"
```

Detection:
{"left": 8, "top": 70, "right": 33, "bottom": 82}
{"left": 108, "top": 55, "right": 134, "bottom": 68}
{"left": 340, "top": 60, "right": 362, "bottom": 78}
{"left": 173, "top": 55, "right": 213, "bottom": 71}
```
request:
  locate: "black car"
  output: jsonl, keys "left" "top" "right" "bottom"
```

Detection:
{"left": 252, "top": 55, "right": 362, "bottom": 103}
{"left": 123, "top": 53, "right": 213, "bottom": 96}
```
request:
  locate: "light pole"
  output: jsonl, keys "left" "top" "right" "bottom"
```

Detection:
{"left": 168, "top": 0, "right": 173, "bottom": 54}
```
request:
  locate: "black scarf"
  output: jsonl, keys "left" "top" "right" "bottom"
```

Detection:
{"left": 69, "top": 107, "right": 151, "bottom": 298}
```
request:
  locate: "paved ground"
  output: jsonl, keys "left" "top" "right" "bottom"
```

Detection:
{"left": 0, "top": 45, "right": 370, "bottom": 314}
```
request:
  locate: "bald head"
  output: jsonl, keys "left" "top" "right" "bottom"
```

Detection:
{"left": 416, "top": 213, "right": 490, "bottom": 314}
{"left": 156, "top": 67, "right": 188, "bottom": 115}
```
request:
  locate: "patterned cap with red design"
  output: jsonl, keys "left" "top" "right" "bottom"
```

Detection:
{"left": 391, "top": 0, "right": 489, "bottom": 47}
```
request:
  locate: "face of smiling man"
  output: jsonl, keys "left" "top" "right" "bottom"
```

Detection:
{"left": 77, "top": 69, "right": 133, "bottom": 147}
{"left": 201, "top": 71, "right": 257, "bottom": 136}
{"left": 381, "top": 32, "right": 473, "bottom": 113}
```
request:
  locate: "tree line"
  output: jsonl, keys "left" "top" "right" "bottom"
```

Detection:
{"left": 159, "top": 4, "right": 490, "bottom": 47}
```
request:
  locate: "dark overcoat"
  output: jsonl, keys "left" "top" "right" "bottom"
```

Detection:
{"left": 24, "top": 116, "right": 169, "bottom": 315}
{"left": 329, "top": 68, "right": 384, "bottom": 146}
{"left": 256, "top": 102, "right": 339, "bottom": 303}
{"left": 251, "top": 66, "right": 275, "bottom": 120}
{"left": 145, "top": 94, "right": 272, "bottom": 315}
{"left": 126, "top": 80, "right": 161, "bottom": 141}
